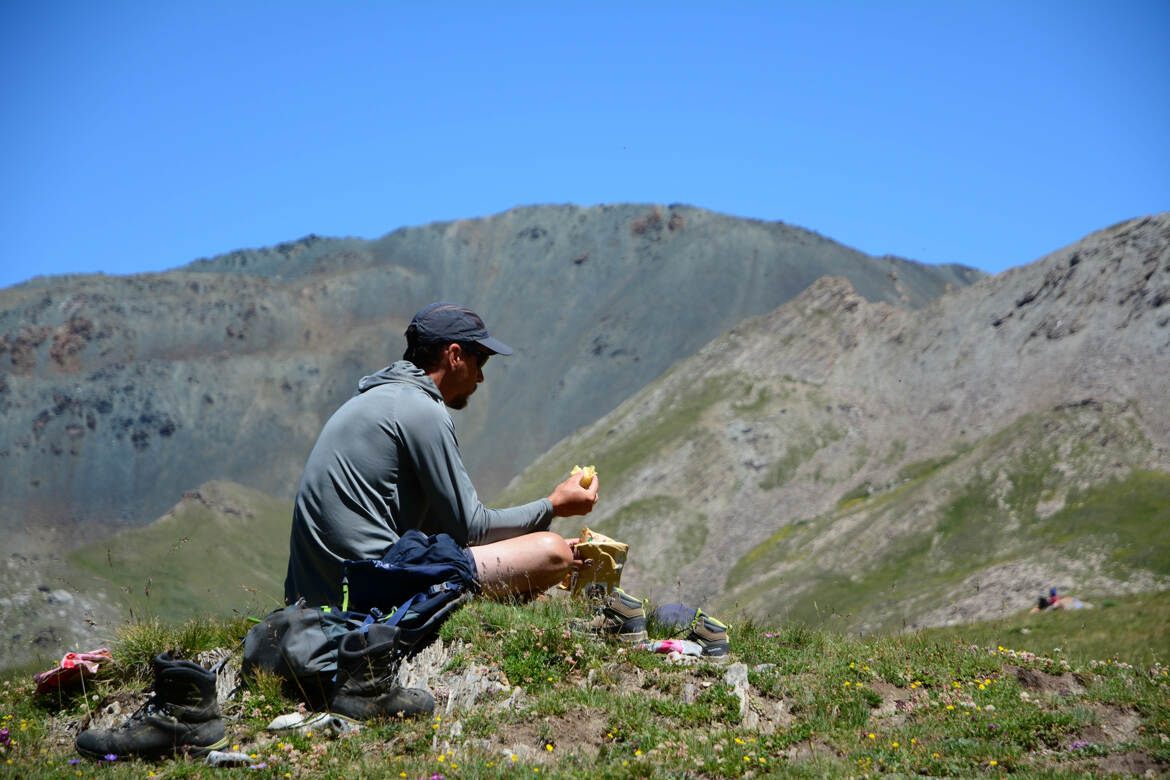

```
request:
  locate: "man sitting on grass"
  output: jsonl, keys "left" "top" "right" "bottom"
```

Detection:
{"left": 284, "top": 301, "right": 599, "bottom": 607}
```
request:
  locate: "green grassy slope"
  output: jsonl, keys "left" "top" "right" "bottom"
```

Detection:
{"left": 5, "top": 593, "right": 1168, "bottom": 778}
{"left": 921, "top": 589, "right": 1170, "bottom": 668}
{"left": 720, "top": 457, "right": 1170, "bottom": 633}
{"left": 69, "top": 481, "right": 292, "bottom": 621}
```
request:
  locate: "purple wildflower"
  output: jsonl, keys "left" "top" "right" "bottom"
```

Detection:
{"left": 1070, "top": 740, "right": 1092, "bottom": 750}
{"left": 68, "top": 759, "right": 82, "bottom": 765}
{"left": 103, "top": 753, "right": 118, "bottom": 761}
{"left": 0, "top": 728, "right": 9, "bottom": 747}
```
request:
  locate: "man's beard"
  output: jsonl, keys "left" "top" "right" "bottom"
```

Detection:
{"left": 446, "top": 395, "right": 470, "bottom": 410}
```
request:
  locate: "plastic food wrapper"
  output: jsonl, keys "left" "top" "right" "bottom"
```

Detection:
{"left": 266, "top": 710, "right": 362, "bottom": 737}
{"left": 204, "top": 751, "right": 262, "bottom": 767}
{"left": 34, "top": 648, "right": 113, "bottom": 695}
{"left": 559, "top": 526, "right": 628, "bottom": 596}
{"left": 635, "top": 639, "right": 704, "bottom": 657}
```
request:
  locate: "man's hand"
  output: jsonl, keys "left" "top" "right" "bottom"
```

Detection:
{"left": 566, "top": 537, "right": 596, "bottom": 574}
{"left": 549, "top": 472, "right": 599, "bottom": 517}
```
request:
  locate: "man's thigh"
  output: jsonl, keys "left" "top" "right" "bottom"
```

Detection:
{"left": 469, "top": 532, "right": 573, "bottom": 598}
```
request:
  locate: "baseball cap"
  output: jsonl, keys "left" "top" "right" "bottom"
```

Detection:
{"left": 407, "top": 302, "right": 513, "bottom": 355}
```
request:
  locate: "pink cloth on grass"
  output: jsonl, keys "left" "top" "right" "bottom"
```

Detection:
{"left": 34, "top": 649, "right": 113, "bottom": 694}
{"left": 635, "top": 639, "right": 703, "bottom": 657}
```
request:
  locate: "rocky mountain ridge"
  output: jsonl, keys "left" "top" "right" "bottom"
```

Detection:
{"left": 0, "top": 204, "right": 977, "bottom": 550}
{"left": 497, "top": 214, "right": 1170, "bottom": 630}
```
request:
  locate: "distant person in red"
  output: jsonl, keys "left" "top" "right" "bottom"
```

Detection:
{"left": 1031, "top": 587, "right": 1093, "bottom": 613}
{"left": 1033, "top": 588, "right": 1060, "bottom": 611}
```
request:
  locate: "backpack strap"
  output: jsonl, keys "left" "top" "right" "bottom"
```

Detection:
{"left": 359, "top": 608, "right": 383, "bottom": 637}
{"left": 383, "top": 581, "right": 458, "bottom": 627}
{"left": 383, "top": 591, "right": 426, "bottom": 628}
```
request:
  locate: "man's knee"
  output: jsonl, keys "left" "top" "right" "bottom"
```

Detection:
{"left": 531, "top": 532, "right": 573, "bottom": 572}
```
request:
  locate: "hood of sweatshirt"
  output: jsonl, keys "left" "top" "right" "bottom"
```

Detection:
{"left": 356, "top": 361, "right": 442, "bottom": 402}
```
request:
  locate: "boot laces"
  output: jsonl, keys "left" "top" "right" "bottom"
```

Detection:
{"left": 112, "top": 696, "right": 168, "bottom": 731}
{"left": 663, "top": 607, "right": 704, "bottom": 640}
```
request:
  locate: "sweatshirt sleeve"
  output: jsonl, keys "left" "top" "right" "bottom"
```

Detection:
{"left": 400, "top": 397, "right": 554, "bottom": 546}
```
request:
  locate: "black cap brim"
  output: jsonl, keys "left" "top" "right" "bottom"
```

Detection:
{"left": 477, "top": 336, "right": 513, "bottom": 356}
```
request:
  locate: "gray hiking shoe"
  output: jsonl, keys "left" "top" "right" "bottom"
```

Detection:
{"left": 329, "top": 624, "right": 434, "bottom": 721}
{"left": 686, "top": 610, "right": 731, "bottom": 660}
{"left": 570, "top": 587, "right": 648, "bottom": 644}
{"left": 75, "top": 652, "right": 227, "bottom": 761}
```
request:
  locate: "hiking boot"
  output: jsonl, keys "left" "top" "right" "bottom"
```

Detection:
{"left": 329, "top": 624, "right": 434, "bottom": 721}
{"left": 75, "top": 652, "right": 227, "bottom": 760}
{"left": 686, "top": 611, "right": 731, "bottom": 660}
{"left": 570, "top": 587, "right": 648, "bottom": 644}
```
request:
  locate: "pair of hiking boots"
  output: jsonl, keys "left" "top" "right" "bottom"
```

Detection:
{"left": 75, "top": 625, "right": 430, "bottom": 761}
{"left": 571, "top": 587, "right": 731, "bottom": 659}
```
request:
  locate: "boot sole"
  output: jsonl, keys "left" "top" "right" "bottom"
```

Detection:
{"left": 74, "top": 735, "right": 228, "bottom": 762}
{"left": 616, "top": 630, "right": 648, "bottom": 644}
{"left": 700, "top": 643, "right": 731, "bottom": 662}
{"left": 75, "top": 743, "right": 118, "bottom": 762}
{"left": 184, "top": 736, "right": 230, "bottom": 757}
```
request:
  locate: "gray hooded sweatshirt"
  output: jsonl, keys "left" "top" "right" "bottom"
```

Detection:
{"left": 284, "top": 361, "right": 553, "bottom": 606}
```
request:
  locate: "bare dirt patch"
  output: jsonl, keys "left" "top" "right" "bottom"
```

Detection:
{"left": 748, "top": 692, "right": 796, "bottom": 734}
{"left": 783, "top": 738, "right": 839, "bottom": 762}
{"left": 1010, "top": 665, "right": 1087, "bottom": 698}
{"left": 1091, "top": 749, "right": 1165, "bottom": 777}
{"left": 1079, "top": 702, "right": 1142, "bottom": 745}
{"left": 484, "top": 708, "right": 608, "bottom": 761}
{"left": 867, "top": 680, "right": 932, "bottom": 729}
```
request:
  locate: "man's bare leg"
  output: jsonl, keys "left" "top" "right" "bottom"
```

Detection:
{"left": 470, "top": 532, "right": 574, "bottom": 600}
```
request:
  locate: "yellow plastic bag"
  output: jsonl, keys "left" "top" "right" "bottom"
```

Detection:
{"left": 560, "top": 526, "right": 628, "bottom": 596}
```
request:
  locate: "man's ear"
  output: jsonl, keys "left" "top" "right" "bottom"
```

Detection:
{"left": 443, "top": 342, "right": 463, "bottom": 368}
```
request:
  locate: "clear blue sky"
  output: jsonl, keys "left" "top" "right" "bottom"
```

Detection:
{"left": 2, "top": 1, "right": 1168, "bottom": 290}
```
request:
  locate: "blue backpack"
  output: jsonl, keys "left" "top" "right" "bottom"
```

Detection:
{"left": 242, "top": 530, "right": 476, "bottom": 703}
